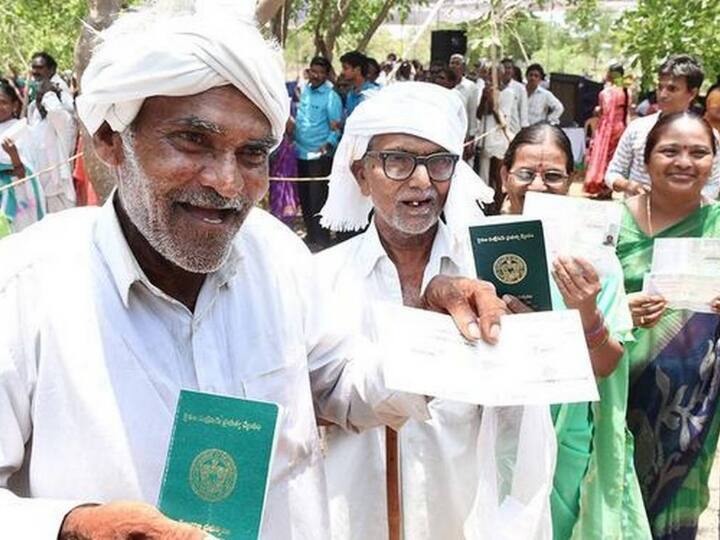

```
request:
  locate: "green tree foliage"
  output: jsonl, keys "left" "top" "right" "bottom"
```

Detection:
{"left": 0, "top": 0, "right": 89, "bottom": 73}
{"left": 301, "top": 0, "right": 425, "bottom": 60}
{"left": 615, "top": 0, "right": 720, "bottom": 89}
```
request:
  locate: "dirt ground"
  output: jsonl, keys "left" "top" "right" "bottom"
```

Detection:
{"left": 698, "top": 458, "right": 719, "bottom": 538}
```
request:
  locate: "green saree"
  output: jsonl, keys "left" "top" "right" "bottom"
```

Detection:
{"left": 550, "top": 260, "right": 651, "bottom": 539}
{"left": 617, "top": 203, "right": 720, "bottom": 539}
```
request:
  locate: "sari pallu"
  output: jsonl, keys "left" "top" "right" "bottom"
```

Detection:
{"left": 617, "top": 204, "right": 720, "bottom": 539}
{"left": 0, "top": 163, "right": 45, "bottom": 233}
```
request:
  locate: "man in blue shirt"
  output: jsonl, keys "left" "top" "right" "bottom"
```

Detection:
{"left": 340, "top": 51, "right": 379, "bottom": 119}
{"left": 294, "top": 56, "right": 342, "bottom": 248}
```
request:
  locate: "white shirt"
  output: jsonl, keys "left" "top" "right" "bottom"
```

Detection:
{"left": 527, "top": 86, "right": 564, "bottom": 125}
{"left": 604, "top": 112, "right": 720, "bottom": 199}
{"left": 478, "top": 87, "right": 518, "bottom": 159}
{"left": 317, "top": 220, "right": 482, "bottom": 540}
{"left": 505, "top": 79, "right": 530, "bottom": 134}
{"left": 0, "top": 200, "right": 429, "bottom": 538}
{"left": 454, "top": 77, "right": 480, "bottom": 138}
{"left": 27, "top": 74, "right": 77, "bottom": 200}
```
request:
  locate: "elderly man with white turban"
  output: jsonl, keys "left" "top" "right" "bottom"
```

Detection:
{"left": 0, "top": 2, "right": 508, "bottom": 539}
{"left": 318, "top": 82, "right": 556, "bottom": 540}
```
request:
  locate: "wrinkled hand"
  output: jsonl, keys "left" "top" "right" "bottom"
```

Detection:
{"left": 422, "top": 275, "right": 507, "bottom": 344}
{"left": 628, "top": 293, "right": 667, "bottom": 329}
{"left": 462, "top": 139, "right": 475, "bottom": 161}
{"left": 59, "top": 501, "right": 209, "bottom": 540}
{"left": 551, "top": 257, "right": 601, "bottom": 313}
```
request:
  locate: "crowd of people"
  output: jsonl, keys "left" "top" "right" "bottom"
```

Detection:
{"left": 1, "top": 2, "right": 720, "bottom": 540}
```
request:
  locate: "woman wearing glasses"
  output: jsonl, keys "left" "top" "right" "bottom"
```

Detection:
{"left": 502, "top": 123, "right": 651, "bottom": 539}
{"left": 617, "top": 111, "right": 720, "bottom": 539}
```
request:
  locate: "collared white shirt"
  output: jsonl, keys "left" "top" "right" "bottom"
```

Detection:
{"left": 316, "top": 219, "right": 483, "bottom": 540}
{"left": 527, "top": 85, "right": 564, "bottom": 125}
{"left": 454, "top": 77, "right": 480, "bottom": 137}
{"left": 505, "top": 79, "right": 530, "bottom": 134}
{"left": 27, "top": 74, "right": 77, "bottom": 201}
{"left": 0, "top": 199, "right": 428, "bottom": 538}
{"left": 604, "top": 112, "right": 720, "bottom": 199}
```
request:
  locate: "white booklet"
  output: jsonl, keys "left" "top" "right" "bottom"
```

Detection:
{"left": 376, "top": 303, "right": 598, "bottom": 407}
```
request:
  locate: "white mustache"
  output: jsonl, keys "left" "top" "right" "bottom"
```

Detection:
{"left": 173, "top": 190, "right": 250, "bottom": 211}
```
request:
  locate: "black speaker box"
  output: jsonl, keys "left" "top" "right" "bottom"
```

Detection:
{"left": 431, "top": 30, "right": 467, "bottom": 65}
{"left": 550, "top": 73, "right": 604, "bottom": 127}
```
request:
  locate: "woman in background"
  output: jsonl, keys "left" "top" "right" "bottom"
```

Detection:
{"left": 584, "top": 64, "right": 628, "bottom": 199}
{"left": 0, "top": 78, "right": 45, "bottom": 232}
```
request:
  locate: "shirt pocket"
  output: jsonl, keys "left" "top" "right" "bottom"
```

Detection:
{"left": 242, "top": 346, "right": 320, "bottom": 474}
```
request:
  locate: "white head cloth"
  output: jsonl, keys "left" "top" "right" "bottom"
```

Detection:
{"left": 320, "top": 82, "right": 493, "bottom": 238}
{"left": 76, "top": 0, "right": 289, "bottom": 143}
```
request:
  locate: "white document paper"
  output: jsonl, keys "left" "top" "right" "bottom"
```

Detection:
{"left": 523, "top": 192, "right": 622, "bottom": 276}
{"left": 642, "top": 238, "right": 720, "bottom": 312}
{"left": 643, "top": 273, "right": 718, "bottom": 313}
{"left": 524, "top": 192, "right": 622, "bottom": 247}
{"left": 376, "top": 303, "right": 598, "bottom": 407}
{"left": 651, "top": 238, "right": 720, "bottom": 275}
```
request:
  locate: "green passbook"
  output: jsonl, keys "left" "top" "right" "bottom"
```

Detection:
{"left": 469, "top": 219, "right": 552, "bottom": 311}
{"left": 158, "top": 390, "right": 281, "bottom": 539}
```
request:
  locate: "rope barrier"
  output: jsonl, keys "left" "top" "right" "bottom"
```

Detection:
{"left": 269, "top": 126, "right": 502, "bottom": 182}
{"left": 0, "top": 125, "right": 504, "bottom": 191}
{"left": 0, "top": 152, "right": 83, "bottom": 193}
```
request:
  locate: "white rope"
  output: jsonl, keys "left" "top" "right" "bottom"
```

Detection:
{"left": 0, "top": 152, "right": 83, "bottom": 193}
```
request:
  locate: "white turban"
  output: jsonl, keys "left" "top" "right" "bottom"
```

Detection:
{"left": 320, "top": 82, "right": 493, "bottom": 238}
{"left": 76, "top": 0, "right": 289, "bottom": 143}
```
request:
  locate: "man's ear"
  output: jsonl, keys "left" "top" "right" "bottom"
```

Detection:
{"left": 92, "top": 122, "right": 125, "bottom": 167}
{"left": 351, "top": 159, "right": 371, "bottom": 196}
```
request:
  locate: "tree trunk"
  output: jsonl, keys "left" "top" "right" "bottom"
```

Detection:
{"left": 256, "top": 0, "right": 286, "bottom": 27}
{"left": 319, "top": 0, "right": 355, "bottom": 61}
{"left": 356, "top": 0, "right": 397, "bottom": 52}
{"left": 74, "top": 0, "right": 123, "bottom": 204}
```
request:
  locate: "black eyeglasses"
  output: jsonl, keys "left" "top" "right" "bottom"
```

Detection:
{"left": 364, "top": 150, "right": 459, "bottom": 182}
{"left": 509, "top": 168, "right": 569, "bottom": 187}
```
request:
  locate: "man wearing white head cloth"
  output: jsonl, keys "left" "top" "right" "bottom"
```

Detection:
{"left": 0, "top": 2, "right": 508, "bottom": 539}
{"left": 318, "top": 82, "right": 556, "bottom": 540}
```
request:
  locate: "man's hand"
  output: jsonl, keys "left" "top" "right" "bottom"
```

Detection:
{"left": 462, "top": 138, "right": 475, "bottom": 161}
{"left": 613, "top": 178, "right": 650, "bottom": 196}
{"left": 59, "top": 501, "right": 208, "bottom": 540}
{"left": 421, "top": 275, "right": 507, "bottom": 344}
{"left": 628, "top": 293, "right": 667, "bottom": 329}
{"left": 711, "top": 296, "right": 720, "bottom": 314}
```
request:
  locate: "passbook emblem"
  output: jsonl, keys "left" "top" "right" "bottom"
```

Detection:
{"left": 493, "top": 253, "right": 528, "bottom": 285}
{"left": 189, "top": 448, "right": 238, "bottom": 502}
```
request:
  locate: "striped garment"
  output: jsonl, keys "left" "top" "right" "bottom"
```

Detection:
{"left": 604, "top": 112, "right": 720, "bottom": 199}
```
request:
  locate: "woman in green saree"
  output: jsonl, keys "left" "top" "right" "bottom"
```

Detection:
{"left": 502, "top": 123, "right": 651, "bottom": 539}
{"left": 0, "top": 78, "right": 45, "bottom": 232}
{"left": 617, "top": 111, "right": 720, "bottom": 539}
